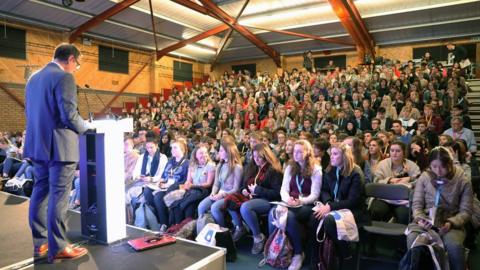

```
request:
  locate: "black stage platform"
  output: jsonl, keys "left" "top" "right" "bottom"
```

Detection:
{"left": 0, "top": 192, "right": 225, "bottom": 270}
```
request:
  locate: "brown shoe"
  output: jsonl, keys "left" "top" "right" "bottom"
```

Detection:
{"left": 48, "top": 245, "right": 88, "bottom": 263}
{"left": 34, "top": 243, "right": 48, "bottom": 258}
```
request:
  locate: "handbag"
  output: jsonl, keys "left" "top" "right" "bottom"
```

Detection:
{"left": 195, "top": 223, "right": 237, "bottom": 262}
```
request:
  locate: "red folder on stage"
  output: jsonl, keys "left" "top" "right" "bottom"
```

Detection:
{"left": 128, "top": 235, "right": 176, "bottom": 251}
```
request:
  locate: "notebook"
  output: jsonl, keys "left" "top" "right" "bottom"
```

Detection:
{"left": 128, "top": 234, "right": 176, "bottom": 251}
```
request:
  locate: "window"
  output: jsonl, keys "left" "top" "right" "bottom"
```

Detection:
{"left": 0, "top": 26, "right": 26, "bottom": 60}
{"left": 173, "top": 60, "right": 193, "bottom": 82}
{"left": 98, "top": 45, "right": 129, "bottom": 74}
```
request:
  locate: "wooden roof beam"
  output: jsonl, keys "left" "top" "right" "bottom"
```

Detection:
{"left": 211, "top": 0, "right": 250, "bottom": 71}
{"left": 328, "top": 0, "right": 374, "bottom": 58}
{"left": 244, "top": 25, "right": 355, "bottom": 47}
{"left": 328, "top": 0, "right": 372, "bottom": 60}
{"left": 198, "top": 0, "right": 281, "bottom": 67}
{"left": 69, "top": 0, "right": 141, "bottom": 43}
{"left": 156, "top": 24, "right": 230, "bottom": 60}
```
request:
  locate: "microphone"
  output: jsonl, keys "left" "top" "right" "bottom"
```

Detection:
{"left": 79, "top": 85, "right": 93, "bottom": 122}
{"left": 86, "top": 84, "right": 118, "bottom": 120}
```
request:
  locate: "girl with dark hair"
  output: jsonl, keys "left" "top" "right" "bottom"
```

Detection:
{"left": 224, "top": 143, "right": 283, "bottom": 254}
{"left": 409, "top": 135, "right": 430, "bottom": 171}
{"left": 158, "top": 131, "right": 172, "bottom": 158}
{"left": 344, "top": 120, "right": 359, "bottom": 136}
{"left": 371, "top": 141, "right": 421, "bottom": 224}
{"left": 363, "top": 138, "right": 385, "bottom": 183}
{"left": 407, "top": 146, "right": 472, "bottom": 270}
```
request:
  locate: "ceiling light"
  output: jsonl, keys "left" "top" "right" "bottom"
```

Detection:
{"left": 185, "top": 45, "right": 216, "bottom": 54}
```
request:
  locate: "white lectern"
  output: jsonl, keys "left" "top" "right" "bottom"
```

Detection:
{"left": 79, "top": 118, "right": 133, "bottom": 244}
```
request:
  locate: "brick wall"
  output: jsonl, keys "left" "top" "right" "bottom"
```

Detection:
{"left": 0, "top": 85, "right": 143, "bottom": 132}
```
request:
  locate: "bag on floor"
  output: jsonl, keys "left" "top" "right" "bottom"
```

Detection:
{"left": 195, "top": 223, "right": 237, "bottom": 262}
{"left": 196, "top": 212, "right": 214, "bottom": 236}
{"left": 259, "top": 205, "right": 292, "bottom": 268}
{"left": 215, "top": 229, "right": 237, "bottom": 262}
{"left": 134, "top": 202, "right": 160, "bottom": 231}
{"left": 402, "top": 227, "right": 450, "bottom": 270}
{"left": 316, "top": 215, "right": 336, "bottom": 270}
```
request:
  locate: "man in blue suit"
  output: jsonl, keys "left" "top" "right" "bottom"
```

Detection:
{"left": 24, "top": 43, "right": 91, "bottom": 263}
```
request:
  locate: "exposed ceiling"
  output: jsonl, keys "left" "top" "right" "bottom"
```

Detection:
{"left": 0, "top": 0, "right": 479, "bottom": 64}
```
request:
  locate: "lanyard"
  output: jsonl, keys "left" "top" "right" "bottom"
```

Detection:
{"left": 334, "top": 167, "right": 340, "bottom": 200}
{"left": 296, "top": 175, "right": 304, "bottom": 195}
{"left": 169, "top": 158, "right": 185, "bottom": 178}
{"left": 435, "top": 184, "right": 443, "bottom": 207}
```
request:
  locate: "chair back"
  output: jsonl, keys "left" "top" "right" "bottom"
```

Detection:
{"left": 365, "top": 183, "right": 410, "bottom": 201}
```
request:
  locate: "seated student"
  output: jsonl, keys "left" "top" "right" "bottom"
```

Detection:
{"left": 268, "top": 139, "right": 322, "bottom": 270}
{"left": 125, "top": 137, "right": 168, "bottom": 210}
{"left": 407, "top": 146, "right": 472, "bottom": 270}
{"left": 144, "top": 138, "right": 189, "bottom": 228}
{"left": 170, "top": 144, "right": 215, "bottom": 224}
{"left": 0, "top": 137, "right": 21, "bottom": 179}
{"left": 371, "top": 141, "right": 421, "bottom": 224}
{"left": 197, "top": 137, "right": 243, "bottom": 226}
{"left": 226, "top": 143, "right": 282, "bottom": 254}
{"left": 364, "top": 138, "right": 385, "bottom": 183}
{"left": 310, "top": 142, "right": 369, "bottom": 268}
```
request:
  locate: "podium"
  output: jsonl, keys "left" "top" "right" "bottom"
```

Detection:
{"left": 79, "top": 118, "right": 133, "bottom": 244}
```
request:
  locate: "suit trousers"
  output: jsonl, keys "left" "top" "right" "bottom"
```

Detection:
{"left": 29, "top": 160, "right": 76, "bottom": 256}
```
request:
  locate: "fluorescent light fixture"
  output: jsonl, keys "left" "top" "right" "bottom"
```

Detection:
{"left": 238, "top": 4, "right": 332, "bottom": 26}
{"left": 185, "top": 44, "right": 217, "bottom": 54}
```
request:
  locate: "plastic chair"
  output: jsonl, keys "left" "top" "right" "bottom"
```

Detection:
{"left": 356, "top": 183, "right": 411, "bottom": 269}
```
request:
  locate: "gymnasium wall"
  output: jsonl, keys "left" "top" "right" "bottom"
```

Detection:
{"left": 210, "top": 38, "right": 480, "bottom": 77}
{"left": 0, "top": 22, "right": 210, "bottom": 132}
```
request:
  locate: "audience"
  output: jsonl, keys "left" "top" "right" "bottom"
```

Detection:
{"left": 1, "top": 54, "right": 479, "bottom": 270}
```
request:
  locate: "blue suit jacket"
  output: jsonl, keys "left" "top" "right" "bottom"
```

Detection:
{"left": 24, "top": 62, "right": 88, "bottom": 162}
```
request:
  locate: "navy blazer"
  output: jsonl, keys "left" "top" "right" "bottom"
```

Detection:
{"left": 24, "top": 62, "right": 88, "bottom": 162}
{"left": 320, "top": 165, "right": 370, "bottom": 226}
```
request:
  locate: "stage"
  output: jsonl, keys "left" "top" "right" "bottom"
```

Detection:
{"left": 0, "top": 192, "right": 226, "bottom": 270}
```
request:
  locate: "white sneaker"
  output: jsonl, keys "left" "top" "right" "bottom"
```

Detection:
{"left": 288, "top": 253, "right": 305, "bottom": 270}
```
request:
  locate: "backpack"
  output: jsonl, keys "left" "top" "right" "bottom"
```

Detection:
{"left": 258, "top": 227, "right": 293, "bottom": 268}
{"left": 134, "top": 202, "right": 160, "bottom": 231}
{"left": 399, "top": 245, "right": 435, "bottom": 270}
{"left": 259, "top": 205, "right": 293, "bottom": 268}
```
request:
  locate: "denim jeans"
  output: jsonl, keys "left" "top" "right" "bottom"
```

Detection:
{"left": 198, "top": 197, "right": 227, "bottom": 226}
{"left": 268, "top": 205, "right": 313, "bottom": 255}
{"left": 239, "top": 198, "right": 272, "bottom": 236}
